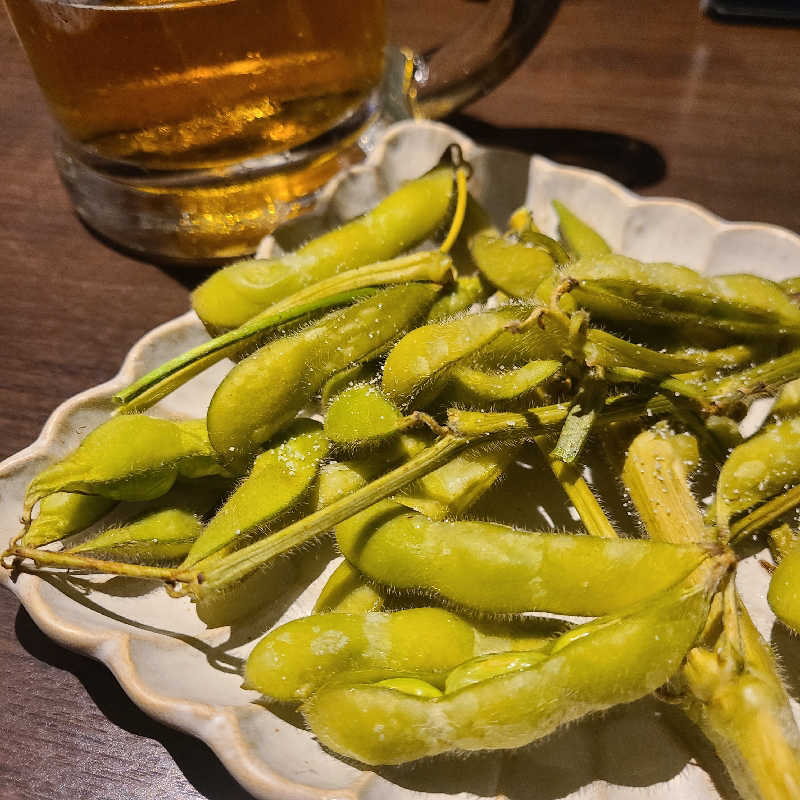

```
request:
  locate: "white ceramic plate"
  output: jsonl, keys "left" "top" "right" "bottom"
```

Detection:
{"left": 3, "top": 120, "right": 800, "bottom": 800}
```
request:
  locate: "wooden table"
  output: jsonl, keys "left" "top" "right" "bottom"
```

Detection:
{"left": 1, "top": 1, "right": 799, "bottom": 798}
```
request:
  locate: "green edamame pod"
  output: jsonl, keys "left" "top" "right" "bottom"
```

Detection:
{"left": 567, "top": 255, "right": 800, "bottom": 336}
{"left": 682, "top": 595, "right": 800, "bottom": 800}
{"left": 424, "top": 275, "right": 489, "bottom": 323}
{"left": 768, "top": 541, "right": 800, "bottom": 633}
{"left": 382, "top": 308, "right": 527, "bottom": 408}
{"left": 68, "top": 509, "right": 202, "bottom": 566}
{"left": 398, "top": 441, "right": 520, "bottom": 520}
{"left": 324, "top": 384, "right": 407, "bottom": 451}
{"left": 469, "top": 232, "right": 555, "bottom": 298}
{"left": 24, "top": 417, "right": 226, "bottom": 517}
{"left": 713, "top": 273, "right": 800, "bottom": 328}
{"left": 320, "top": 362, "right": 375, "bottom": 407}
{"left": 770, "top": 377, "right": 800, "bottom": 421}
{"left": 313, "top": 559, "right": 384, "bottom": 614}
{"left": 442, "top": 360, "right": 561, "bottom": 407}
{"left": 21, "top": 492, "right": 116, "bottom": 548}
{"left": 552, "top": 200, "right": 612, "bottom": 258}
{"left": 716, "top": 416, "right": 800, "bottom": 533}
{"left": 182, "top": 420, "right": 328, "bottom": 569}
{"left": 301, "top": 558, "right": 724, "bottom": 765}
{"left": 65, "top": 477, "right": 228, "bottom": 565}
{"left": 244, "top": 607, "right": 556, "bottom": 701}
{"left": 192, "top": 164, "right": 459, "bottom": 331}
{"left": 335, "top": 500, "right": 710, "bottom": 616}
{"left": 621, "top": 427, "right": 711, "bottom": 545}
{"left": 207, "top": 284, "right": 439, "bottom": 473}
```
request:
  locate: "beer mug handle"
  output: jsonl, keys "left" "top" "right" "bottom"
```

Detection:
{"left": 398, "top": 0, "right": 561, "bottom": 120}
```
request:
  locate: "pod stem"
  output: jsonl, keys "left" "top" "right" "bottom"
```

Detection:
{"left": 4, "top": 545, "right": 176, "bottom": 581}
{"left": 174, "top": 435, "right": 470, "bottom": 595}
{"left": 533, "top": 436, "right": 618, "bottom": 539}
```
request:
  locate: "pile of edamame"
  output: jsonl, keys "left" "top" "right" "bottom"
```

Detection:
{"left": 4, "top": 144, "right": 800, "bottom": 797}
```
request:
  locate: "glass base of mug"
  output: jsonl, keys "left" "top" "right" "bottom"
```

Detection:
{"left": 53, "top": 96, "right": 380, "bottom": 264}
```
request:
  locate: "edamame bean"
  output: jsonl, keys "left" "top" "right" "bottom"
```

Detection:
{"left": 443, "top": 649, "right": 549, "bottom": 693}
{"left": 244, "top": 607, "right": 557, "bottom": 701}
{"left": 24, "top": 416, "right": 226, "bottom": 516}
{"left": 182, "top": 420, "right": 328, "bottom": 569}
{"left": 192, "top": 163, "right": 459, "bottom": 332}
{"left": 301, "top": 558, "right": 724, "bottom": 764}
{"left": 335, "top": 500, "right": 710, "bottom": 616}
{"left": 207, "top": 284, "right": 440, "bottom": 473}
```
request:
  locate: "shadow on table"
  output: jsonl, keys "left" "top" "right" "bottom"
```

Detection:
{"left": 445, "top": 113, "right": 667, "bottom": 190}
{"left": 14, "top": 605, "right": 256, "bottom": 800}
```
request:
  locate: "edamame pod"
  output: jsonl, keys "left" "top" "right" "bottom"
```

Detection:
{"left": 207, "top": 284, "right": 440, "bottom": 473}
{"left": 469, "top": 232, "right": 555, "bottom": 297}
{"left": 716, "top": 416, "right": 800, "bottom": 533}
{"left": 424, "top": 275, "right": 489, "bottom": 322}
{"left": 324, "top": 384, "right": 406, "bottom": 451}
{"left": 768, "top": 541, "right": 800, "bottom": 633}
{"left": 68, "top": 508, "right": 202, "bottom": 566}
{"left": 682, "top": 597, "right": 800, "bottom": 800}
{"left": 553, "top": 200, "right": 612, "bottom": 258}
{"left": 302, "top": 558, "right": 724, "bottom": 765}
{"left": 192, "top": 164, "right": 459, "bottom": 331}
{"left": 21, "top": 492, "right": 116, "bottom": 548}
{"left": 442, "top": 360, "right": 561, "bottom": 407}
{"left": 312, "top": 559, "right": 384, "bottom": 614}
{"left": 335, "top": 500, "right": 710, "bottom": 616}
{"left": 182, "top": 420, "right": 328, "bottom": 569}
{"left": 24, "top": 417, "right": 226, "bottom": 516}
{"left": 382, "top": 308, "right": 526, "bottom": 408}
{"left": 244, "top": 607, "right": 557, "bottom": 701}
{"left": 398, "top": 441, "right": 520, "bottom": 520}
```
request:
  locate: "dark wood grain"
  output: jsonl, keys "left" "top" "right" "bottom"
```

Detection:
{"left": 1, "top": 1, "right": 799, "bottom": 798}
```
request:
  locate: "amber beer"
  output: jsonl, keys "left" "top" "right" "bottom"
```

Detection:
{"left": 6, "top": 0, "right": 386, "bottom": 170}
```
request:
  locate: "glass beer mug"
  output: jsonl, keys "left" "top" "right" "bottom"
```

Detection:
{"left": 6, "top": 0, "right": 559, "bottom": 261}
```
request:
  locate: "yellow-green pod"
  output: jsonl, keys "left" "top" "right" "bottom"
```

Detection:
{"left": 244, "top": 606, "right": 558, "bottom": 702}
{"left": 469, "top": 232, "right": 555, "bottom": 298}
{"left": 398, "top": 441, "right": 520, "bottom": 519}
{"left": 424, "top": 275, "right": 489, "bottom": 323}
{"left": 66, "top": 478, "right": 227, "bottom": 565}
{"left": 207, "top": 283, "right": 439, "bottom": 473}
{"left": 382, "top": 308, "right": 525, "bottom": 408}
{"left": 21, "top": 492, "right": 116, "bottom": 548}
{"left": 716, "top": 416, "right": 800, "bottom": 532}
{"left": 324, "top": 384, "right": 406, "bottom": 451}
{"left": 301, "top": 559, "right": 723, "bottom": 765}
{"left": 320, "top": 362, "right": 376, "bottom": 408}
{"left": 443, "top": 360, "right": 561, "bottom": 407}
{"left": 182, "top": 420, "right": 328, "bottom": 569}
{"left": 192, "top": 163, "right": 459, "bottom": 332}
{"left": 23, "top": 416, "right": 225, "bottom": 516}
{"left": 712, "top": 273, "right": 800, "bottom": 328}
{"left": 770, "top": 377, "right": 800, "bottom": 421}
{"left": 768, "top": 543, "right": 800, "bottom": 633}
{"left": 313, "top": 559, "right": 384, "bottom": 614}
{"left": 336, "top": 500, "right": 710, "bottom": 616}
{"left": 552, "top": 200, "right": 612, "bottom": 258}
